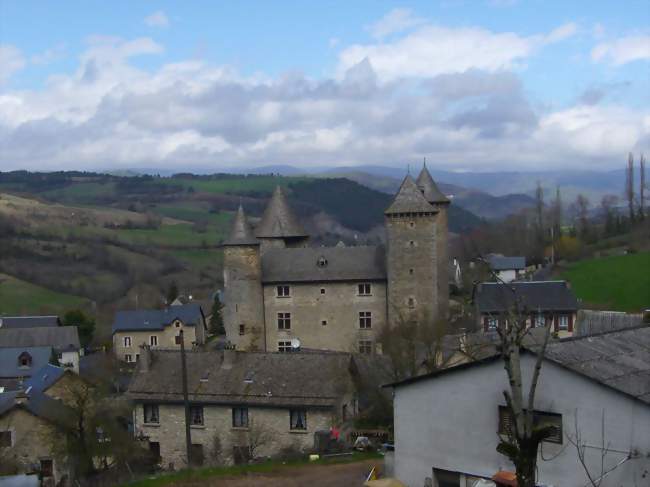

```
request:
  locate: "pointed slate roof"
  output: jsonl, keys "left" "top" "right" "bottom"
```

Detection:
{"left": 255, "top": 186, "right": 308, "bottom": 238}
{"left": 416, "top": 166, "right": 449, "bottom": 204}
{"left": 385, "top": 175, "right": 436, "bottom": 215}
{"left": 223, "top": 206, "right": 259, "bottom": 246}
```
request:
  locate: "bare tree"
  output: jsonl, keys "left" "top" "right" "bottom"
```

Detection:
{"left": 626, "top": 153, "right": 635, "bottom": 222}
{"left": 640, "top": 153, "right": 646, "bottom": 221}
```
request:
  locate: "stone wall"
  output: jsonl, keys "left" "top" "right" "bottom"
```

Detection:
{"left": 134, "top": 403, "right": 333, "bottom": 469}
{"left": 386, "top": 213, "right": 439, "bottom": 327}
{"left": 263, "top": 281, "right": 387, "bottom": 353}
{"left": 222, "top": 246, "right": 265, "bottom": 351}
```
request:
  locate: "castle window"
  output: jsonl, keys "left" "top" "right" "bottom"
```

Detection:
{"left": 277, "top": 285, "right": 291, "bottom": 298}
{"left": 278, "top": 341, "right": 292, "bottom": 352}
{"left": 277, "top": 312, "right": 291, "bottom": 330}
{"left": 123, "top": 336, "right": 132, "bottom": 348}
{"left": 359, "top": 311, "right": 372, "bottom": 329}
{"left": 18, "top": 352, "right": 32, "bottom": 368}
{"left": 358, "top": 283, "right": 371, "bottom": 296}
{"left": 317, "top": 256, "right": 328, "bottom": 267}
{"left": 239, "top": 324, "right": 245, "bottom": 335}
{"left": 358, "top": 340, "right": 373, "bottom": 354}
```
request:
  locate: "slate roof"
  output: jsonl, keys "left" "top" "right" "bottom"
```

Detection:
{"left": 223, "top": 205, "right": 259, "bottom": 246}
{"left": 23, "top": 364, "right": 66, "bottom": 393}
{"left": 574, "top": 309, "right": 644, "bottom": 337}
{"left": 261, "top": 245, "right": 387, "bottom": 283}
{"left": 474, "top": 281, "right": 579, "bottom": 313}
{"left": 255, "top": 186, "right": 308, "bottom": 239}
{"left": 112, "top": 304, "right": 204, "bottom": 334}
{"left": 0, "top": 316, "right": 60, "bottom": 329}
{"left": 416, "top": 166, "right": 449, "bottom": 204}
{"left": 487, "top": 255, "right": 526, "bottom": 271}
{"left": 128, "top": 350, "right": 354, "bottom": 408}
{"left": 387, "top": 326, "right": 650, "bottom": 406}
{"left": 0, "top": 389, "right": 73, "bottom": 425}
{"left": 385, "top": 175, "right": 436, "bottom": 215}
{"left": 0, "top": 347, "right": 53, "bottom": 379}
{"left": 0, "top": 327, "right": 80, "bottom": 351}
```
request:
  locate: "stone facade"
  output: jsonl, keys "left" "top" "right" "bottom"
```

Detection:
{"left": 0, "top": 407, "right": 62, "bottom": 483}
{"left": 113, "top": 320, "right": 201, "bottom": 363}
{"left": 134, "top": 402, "right": 333, "bottom": 468}
{"left": 263, "top": 281, "right": 387, "bottom": 353}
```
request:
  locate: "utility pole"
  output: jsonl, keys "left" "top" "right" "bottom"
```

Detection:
{"left": 180, "top": 330, "right": 192, "bottom": 467}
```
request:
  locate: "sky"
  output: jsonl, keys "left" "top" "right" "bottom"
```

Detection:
{"left": 0, "top": 0, "right": 649, "bottom": 173}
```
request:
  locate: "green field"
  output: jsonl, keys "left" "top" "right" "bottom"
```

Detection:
{"left": 0, "top": 274, "right": 89, "bottom": 315}
{"left": 562, "top": 252, "right": 650, "bottom": 311}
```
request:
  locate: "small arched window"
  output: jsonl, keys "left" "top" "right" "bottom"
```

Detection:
{"left": 18, "top": 352, "right": 32, "bottom": 368}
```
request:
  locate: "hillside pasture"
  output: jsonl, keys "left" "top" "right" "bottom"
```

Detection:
{"left": 562, "top": 251, "right": 650, "bottom": 312}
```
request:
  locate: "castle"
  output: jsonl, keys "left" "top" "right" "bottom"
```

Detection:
{"left": 222, "top": 166, "right": 450, "bottom": 353}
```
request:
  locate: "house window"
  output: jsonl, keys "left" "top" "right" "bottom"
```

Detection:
{"left": 359, "top": 311, "right": 372, "bottom": 329}
{"left": 175, "top": 334, "right": 182, "bottom": 345}
{"left": 290, "top": 409, "right": 307, "bottom": 430}
{"left": 239, "top": 324, "right": 245, "bottom": 335}
{"left": 276, "top": 285, "right": 291, "bottom": 297}
{"left": 277, "top": 312, "right": 291, "bottom": 330}
{"left": 278, "top": 341, "right": 292, "bottom": 352}
{"left": 124, "top": 354, "right": 133, "bottom": 363}
{"left": 40, "top": 459, "right": 53, "bottom": 477}
{"left": 150, "top": 335, "right": 158, "bottom": 346}
{"left": 0, "top": 431, "right": 11, "bottom": 447}
{"left": 498, "top": 406, "right": 562, "bottom": 444}
{"left": 18, "top": 352, "right": 32, "bottom": 368}
{"left": 232, "top": 407, "right": 249, "bottom": 428}
{"left": 144, "top": 404, "right": 159, "bottom": 424}
{"left": 123, "top": 336, "right": 132, "bottom": 348}
{"left": 358, "top": 283, "right": 371, "bottom": 296}
{"left": 558, "top": 315, "right": 569, "bottom": 331}
{"left": 358, "top": 340, "right": 373, "bottom": 354}
{"left": 190, "top": 406, "right": 204, "bottom": 426}
{"left": 533, "top": 314, "right": 545, "bottom": 328}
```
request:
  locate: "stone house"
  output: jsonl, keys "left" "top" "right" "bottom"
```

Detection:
{"left": 127, "top": 347, "right": 391, "bottom": 468}
{"left": 386, "top": 326, "right": 650, "bottom": 487}
{"left": 111, "top": 304, "right": 206, "bottom": 362}
{"left": 223, "top": 166, "right": 450, "bottom": 354}
{"left": 473, "top": 280, "right": 579, "bottom": 337}
{"left": 0, "top": 326, "right": 81, "bottom": 373}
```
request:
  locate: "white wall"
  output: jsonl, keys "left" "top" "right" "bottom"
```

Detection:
{"left": 393, "top": 355, "right": 650, "bottom": 487}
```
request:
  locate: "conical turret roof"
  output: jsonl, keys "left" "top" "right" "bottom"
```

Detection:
{"left": 385, "top": 175, "right": 435, "bottom": 215}
{"left": 223, "top": 205, "right": 259, "bottom": 246}
{"left": 416, "top": 165, "right": 449, "bottom": 204}
{"left": 255, "top": 186, "right": 308, "bottom": 238}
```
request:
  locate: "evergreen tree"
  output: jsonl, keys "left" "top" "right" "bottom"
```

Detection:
{"left": 209, "top": 293, "right": 225, "bottom": 335}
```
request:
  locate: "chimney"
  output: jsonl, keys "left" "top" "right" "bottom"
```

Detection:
{"left": 222, "top": 345, "right": 236, "bottom": 370}
{"left": 139, "top": 345, "right": 152, "bottom": 372}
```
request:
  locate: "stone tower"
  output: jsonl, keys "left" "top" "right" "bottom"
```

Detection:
{"left": 416, "top": 165, "right": 450, "bottom": 320}
{"left": 255, "top": 186, "right": 309, "bottom": 255}
{"left": 222, "top": 205, "right": 265, "bottom": 350}
{"left": 385, "top": 171, "right": 449, "bottom": 327}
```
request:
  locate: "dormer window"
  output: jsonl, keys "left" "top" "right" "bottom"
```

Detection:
{"left": 317, "top": 256, "right": 328, "bottom": 268}
{"left": 18, "top": 352, "right": 32, "bottom": 368}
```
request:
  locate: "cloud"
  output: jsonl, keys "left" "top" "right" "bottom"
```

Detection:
{"left": 144, "top": 10, "right": 169, "bottom": 28}
{"left": 338, "top": 22, "right": 577, "bottom": 81}
{"left": 367, "top": 8, "right": 426, "bottom": 39}
{"left": 592, "top": 35, "right": 650, "bottom": 65}
{"left": 0, "top": 45, "right": 26, "bottom": 83}
{"left": 0, "top": 36, "right": 647, "bottom": 173}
